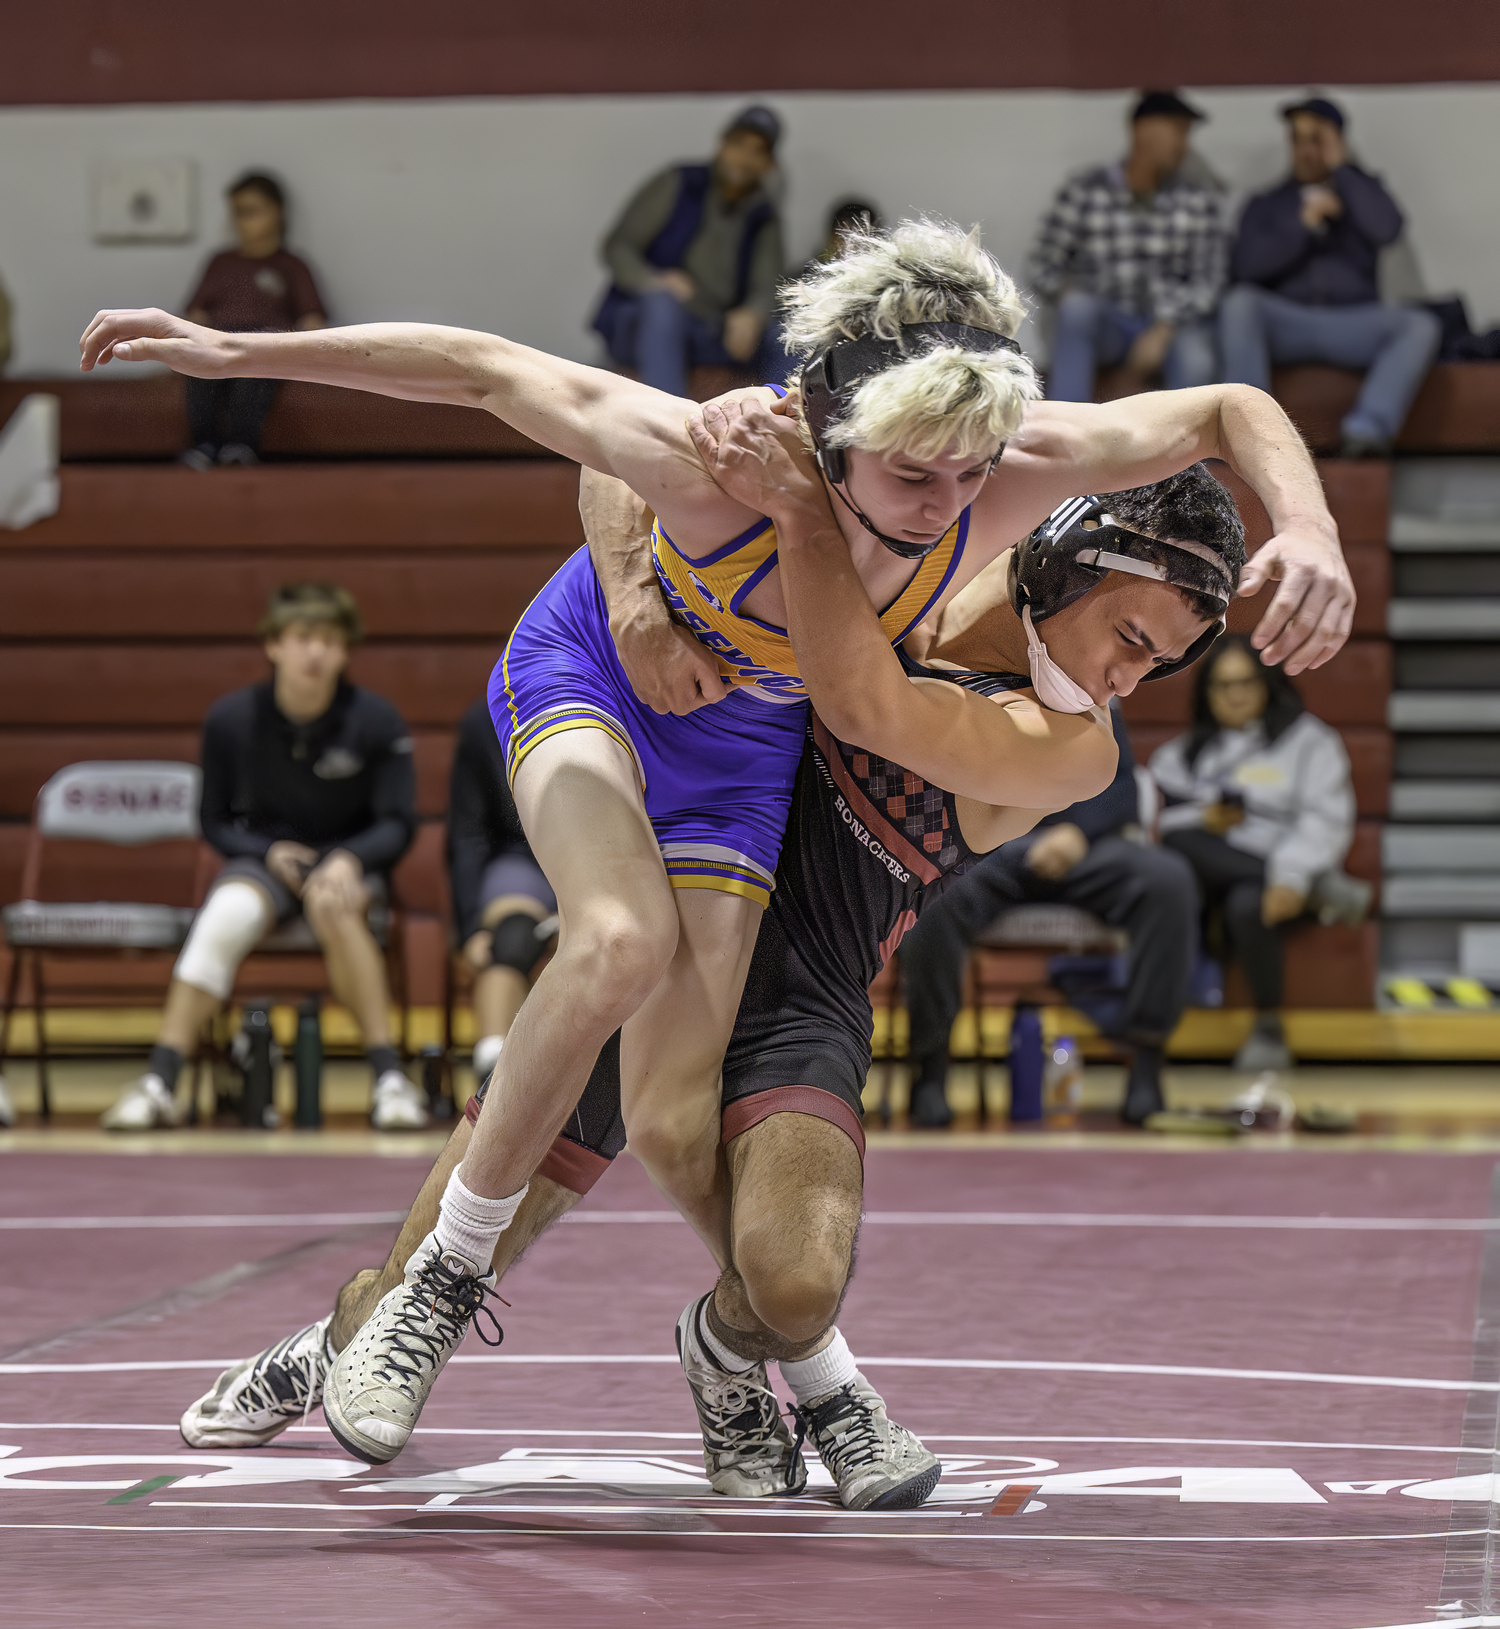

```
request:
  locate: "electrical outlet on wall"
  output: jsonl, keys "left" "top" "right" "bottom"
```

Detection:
{"left": 91, "top": 159, "right": 196, "bottom": 243}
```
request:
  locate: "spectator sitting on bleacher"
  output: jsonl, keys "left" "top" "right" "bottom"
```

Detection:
{"left": 1151, "top": 634, "right": 1356, "bottom": 1074}
{"left": 762, "top": 196, "right": 883, "bottom": 386}
{"left": 447, "top": 698, "right": 557, "bottom": 1093}
{"left": 1029, "top": 89, "right": 1225, "bottom": 403}
{"left": 899, "top": 701, "right": 1200, "bottom": 1129}
{"left": 592, "top": 105, "right": 785, "bottom": 397}
{"left": 1218, "top": 96, "right": 1440, "bottom": 458}
{"left": 101, "top": 583, "right": 424, "bottom": 1132}
{"left": 181, "top": 172, "right": 327, "bottom": 471}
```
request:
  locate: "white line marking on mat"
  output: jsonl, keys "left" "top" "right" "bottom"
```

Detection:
{"left": 3, "top": 1354, "right": 1492, "bottom": 1393}
{"left": 5, "top": 1209, "right": 1499, "bottom": 1232}
{"left": 0, "top": 1522, "right": 1475, "bottom": 1545}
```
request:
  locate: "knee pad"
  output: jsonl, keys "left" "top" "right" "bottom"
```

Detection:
{"left": 490, "top": 911, "right": 547, "bottom": 976}
{"left": 173, "top": 881, "right": 274, "bottom": 1000}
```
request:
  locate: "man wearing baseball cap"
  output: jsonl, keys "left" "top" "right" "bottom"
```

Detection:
{"left": 593, "top": 106, "right": 786, "bottom": 397}
{"left": 1030, "top": 89, "right": 1226, "bottom": 404}
{"left": 1219, "top": 95, "right": 1440, "bottom": 457}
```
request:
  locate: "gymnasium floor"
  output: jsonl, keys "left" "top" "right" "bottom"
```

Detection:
{"left": 4, "top": 1066, "right": 1500, "bottom": 1628}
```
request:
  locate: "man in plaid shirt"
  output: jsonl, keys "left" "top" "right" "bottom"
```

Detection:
{"left": 1030, "top": 90, "right": 1226, "bottom": 402}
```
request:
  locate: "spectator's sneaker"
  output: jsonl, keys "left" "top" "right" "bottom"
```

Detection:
{"left": 795, "top": 1372, "right": 942, "bottom": 1511}
{"left": 1232, "top": 1020, "right": 1294, "bottom": 1074}
{"left": 179, "top": 443, "right": 216, "bottom": 471}
{"left": 180, "top": 1316, "right": 333, "bottom": 1448}
{"left": 676, "top": 1294, "right": 807, "bottom": 1499}
{"left": 909, "top": 1078, "right": 953, "bottom": 1128}
{"left": 217, "top": 442, "right": 260, "bottom": 466}
{"left": 371, "top": 1070, "right": 429, "bottom": 1131}
{"left": 323, "top": 1230, "right": 500, "bottom": 1463}
{"left": 0, "top": 1075, "right": 15, "bottom": 1128}
{"left": 100, "top": 1073, "right": 181, "bottom": 1131}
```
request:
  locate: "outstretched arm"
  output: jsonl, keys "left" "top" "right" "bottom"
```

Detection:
{"left": 687, "top": 398, "right": 1115, "bottom": 811}
{"left": 1002, "top": 385, "right": 1352, "bottom": 674}
{"left": 78, "top": 309, "right": 747, "bottom": 538}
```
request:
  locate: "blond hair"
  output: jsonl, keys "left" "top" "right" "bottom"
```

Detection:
{"left": 780, "top": 218, "right": 1039, "bottom": 460}
{"left": 258, "top": 582, "right": 364, "bottom": 644}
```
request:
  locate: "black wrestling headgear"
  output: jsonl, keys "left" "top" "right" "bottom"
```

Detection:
{"left": 1011, "top": 494, "right": 1237, "bottom": 682}
{"left": 800, "top": 321, "right": 1022, "bottom": 560}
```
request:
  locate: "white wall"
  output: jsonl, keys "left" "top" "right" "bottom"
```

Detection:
{"left": 1, "top": 84, "right": 1498, "bottom": 378}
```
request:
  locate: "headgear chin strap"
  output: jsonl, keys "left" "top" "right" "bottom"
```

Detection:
{"left": 800, "top": 321, "right": 1022, "bottom": 561}
{"left": 1010, "top": 494, "right": 1237, "bottom": 684}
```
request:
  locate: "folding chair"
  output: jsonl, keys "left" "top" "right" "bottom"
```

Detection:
{"left": 0, "top": 762, "right": 201, "bottom": 1119}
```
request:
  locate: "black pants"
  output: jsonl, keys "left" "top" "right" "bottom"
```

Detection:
{"left": 901, "top": 834, "right": 1200, "bottom": 1075}
{"left": 185, "top": 376, "right": 279, "bottom": 452}
{"left": 1161, "top": 828, "right": 1282, "bottom": 1010}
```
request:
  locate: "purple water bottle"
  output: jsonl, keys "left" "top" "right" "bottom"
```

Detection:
{"left": 1008, "top": 1003, "right": 1044, "bottom": 1123}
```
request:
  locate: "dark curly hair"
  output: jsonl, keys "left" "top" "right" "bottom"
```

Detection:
{"left": 1095, "top": 463, "right": 1247, "bottom": 622}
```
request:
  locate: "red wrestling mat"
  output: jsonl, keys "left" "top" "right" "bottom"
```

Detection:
{"left": 2, "top": 1144, "right": 1498, "bottom": 1629}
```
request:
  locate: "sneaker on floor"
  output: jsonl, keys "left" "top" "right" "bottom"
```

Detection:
{"left": 796, "top": 1371, "right": 942, "bottom": 1511}
{"left": 371, "top": 1070, "right": 429, "bottom": 1131}
{"left": 676, "top": 1294, "right": 807, "bottom": 1499}
{"left": 217, "top": 442, "right": 260, "bottom": 466}
{"left": 1232, "top": 1021, "right": 1294, "bottom": 1074}
{"left": 323, "top": 1230, "right": 499, "bottom": 1463}
{"left": 909, "top": 1078, "right": 953, "bottom": 1129}
{"left": 100, "top": 1072, "right": 181, "bottom": 1131}
{"left": 179, "top": 443, "right": 217, "bottom": 471}
{"left": 180, "top": 1315, "right": 333, "bottom": 1448}
{"left": 0, "top": 1075, "right": 15, "bottom": 1128}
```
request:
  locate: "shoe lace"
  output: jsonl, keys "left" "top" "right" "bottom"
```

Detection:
{"left": 801, "top": 1384, "right": 883, "bottom": 1475}
{"left": 236, "top": 1325, "right": 327, "bottom": 1419}
{"left": 684, "top": 1357, "right": 789, "bottom": 1459}
{"left": 370, "top": 1255, "right": 504, "bottom": 1394}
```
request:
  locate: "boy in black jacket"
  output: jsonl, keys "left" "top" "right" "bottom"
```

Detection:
{"left": 102, "top": 583, "right": 423, "bottom": 1131}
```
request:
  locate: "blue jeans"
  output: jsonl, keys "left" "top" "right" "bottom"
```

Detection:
{"left": 1218, "top": 285, "right": 1441, "bottom": 445}
{"left": 1047, "top": 290, "right": 1217, "bottom": 402}
{"left": 605, "top": 289, "right": 783, "bottom": 397}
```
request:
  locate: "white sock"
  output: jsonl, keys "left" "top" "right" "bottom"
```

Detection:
{"left": 779, "top": 1329, "right": 858, "bottom": 1404}
{"left": 471, "top": 1033, "right": 504, "bottom": 1083}
{"left": 433, "top": 1169, "right": 527, "bottom": 1270}
{"left": 698, "top": 1301, "right": 757, "bottom": 1373}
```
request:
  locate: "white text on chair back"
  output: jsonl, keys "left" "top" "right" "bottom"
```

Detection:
{"left": 0, "top": 393, "right": 60, "bottom": 530}
{"left": 36, "top": 761, "right": 201, "bottom": 845}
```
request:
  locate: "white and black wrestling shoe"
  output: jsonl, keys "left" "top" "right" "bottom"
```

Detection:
{"left": 795, "top": 1372, "right": 942, "bottom": 1510}
{"left": 180, "top": 1315, "right": 333, "bottom": 1448}
{"left": 323, "top": 1230, "right": 501, "bottom": 1463}
{"left": 676, "top": 1294, "right": 808, "bottom": 1499}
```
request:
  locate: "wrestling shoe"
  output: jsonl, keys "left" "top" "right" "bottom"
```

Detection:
{"left": 180, "top": 1315, "right": 333, "bottom": 1448}
{"left": 676, "top": 1294, "right": 807, "bottom": 1499}
{"left": 371, "top": 1070, "right": 429, "bottom": 1131}
{"left": 795, "top": 1372, "right": 942, "bottom": 1510}
{"left": 101, "top": 1072, "right": 182, "bottom": 1131}
{"left": 323, "top": 1230, "right": 500, "bottom": 1463}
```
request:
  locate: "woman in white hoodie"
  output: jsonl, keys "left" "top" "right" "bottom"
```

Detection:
{"left": 1150, "top": 634, "right": 1355, "bottom": 1071}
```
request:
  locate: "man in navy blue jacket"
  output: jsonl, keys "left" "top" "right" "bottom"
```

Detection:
{"left": 898, "top": 703, "right": 1198, "bottom": 1129}
{"left": 1219, "top": 96, "right": 1440, "bottom": 457}
{"left": 593, "top": 106, "right": 785, "bottom": 397}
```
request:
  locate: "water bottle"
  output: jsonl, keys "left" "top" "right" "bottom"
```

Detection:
{"left": 1044, "top": 1034, "right": 1083, "bottom": 1128}
{"left": 294, "top": 995, "right": 322, "bottom": 1129}
{"left": 1008, "top": 1004, "right": 1044, "bottom": 1123}
{"left": 239, "top": 1004, "right": 276, "bottom": 1129}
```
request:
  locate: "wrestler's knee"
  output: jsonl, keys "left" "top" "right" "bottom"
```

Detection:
{"left": 736, "top": 1234, "right": 850, "bottom": 1347}
{"left": 563, "top": 902, "right": 677, "bottom": 1014}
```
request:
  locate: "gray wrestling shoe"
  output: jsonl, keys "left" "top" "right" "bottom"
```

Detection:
{"left": 323, "top": 1230, "right": 501, "bottom": 1464}
{"left": 180, "top": 1315, "right": 333, "bottom": 1448}
{"left": 676, "top": 1294, "right": 808, "bottom": 1499}
{"left": 795, "top": 1371, "right": 942, "bottom": 1510}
